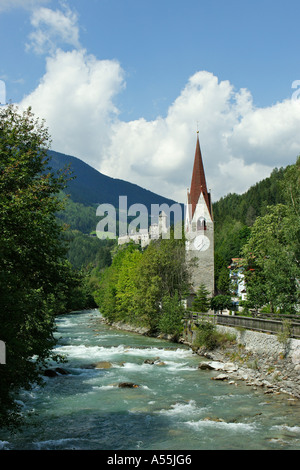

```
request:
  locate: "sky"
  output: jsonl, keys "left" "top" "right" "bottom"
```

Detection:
{"left": 0, "top": 0, "right": 300, "bottom": 204}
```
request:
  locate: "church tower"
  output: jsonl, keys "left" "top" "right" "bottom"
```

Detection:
{"left": 185, "top": 133, "right": 214, "bottom": 305}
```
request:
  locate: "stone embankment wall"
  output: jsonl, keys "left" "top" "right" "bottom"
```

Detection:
{"left": 188, "top": 324, "right": 300, "bottom": 399}
{"left": 102, "top": 317, "right": 300, "bottom": 399}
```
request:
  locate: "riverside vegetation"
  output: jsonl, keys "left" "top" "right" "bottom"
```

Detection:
{"left": 0, "top": 106, "right": 95, "bottom": 429}
{"left": 0, "top": 105, "right": 299, "bottom": 430}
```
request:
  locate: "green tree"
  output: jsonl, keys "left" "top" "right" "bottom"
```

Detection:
{"left": 115, "top": 249, "right": 142, "bottom": 323}
{"left": 216, "top": 265, "right": 231, "bottom": 295}
{"left": 0, "top": 105, "right": 71, "bottom": 428}
{"left": 281, "top": 156, "right": 300, "bottom": 217}
{"left": 158, "top": 292, "right": 184, "bottom": 339}
{"left": 94, "top": 244, "right": 132, "bottom": 322}
{"left": 211, "top": 295, "right": 233, "bottom": 314}
{"left": 134, "top": 235, "right": 189, "bottom": 332}
{"left": 242, "top": 204, "right": 299, "bottom": 314}
{"left": 192, "top": 284, "right": 211, "bottom": 312}
{"left": 94, "top": 232, "right": 190, "bottom": 334}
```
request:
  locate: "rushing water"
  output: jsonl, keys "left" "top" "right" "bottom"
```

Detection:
{"left": 1, "top": 309, "right": 300, "bottom": 451}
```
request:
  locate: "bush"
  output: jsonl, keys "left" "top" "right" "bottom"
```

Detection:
{"left": 194, "top": 320, "right": 236, "bottom": 350}
{"left": 194, "top": 320, "right": 218, "bottom": 350}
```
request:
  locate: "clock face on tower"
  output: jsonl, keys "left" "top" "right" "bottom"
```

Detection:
{"left": 193, "top": 234, "right": 210, "bottom": 251}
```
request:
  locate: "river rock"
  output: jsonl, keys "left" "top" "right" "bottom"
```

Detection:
{"left": 198, "top": 361, "right": 237, "bottom": 372}
{"left": 44, "top": 369, "right": 58, "bottom": 377}
{"left": 203, "top": 417, "right": 225, "bottom": 422}
{"left": 143, "top": 357, "right": 165, "bottom": 366}
{"left": 55, "top": 367, "right": 70, "bottom": 375}
{"left": 118, "top": 382, "right": 139, "bottom": 388}
{"left": 212, "top": 374, "right": 228, "bottom": 381}
{"left": 144, "top": 358, "right": 160, "bottom": 364}
{"left": 93, "top": 361, "right": 113, "bottom": 369}
{"left": 83, "top": 361, "right": 113, "bottom": 369}
{"left": 198, "top": 362, "right": 216, "bottom": 370}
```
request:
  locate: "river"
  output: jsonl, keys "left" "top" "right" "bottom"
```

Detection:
{"left": 1, "top": 309, "right": 300, "bottom": 451}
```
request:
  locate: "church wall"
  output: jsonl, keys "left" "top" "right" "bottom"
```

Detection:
{"left": 185, "top": 169, "right": 214, "bottom": 300}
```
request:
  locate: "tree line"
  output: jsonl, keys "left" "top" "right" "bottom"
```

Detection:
{"left": 212, "top": 159, "right": 299, "bottom": 316}
{"left": 241, "top": 158, "right": 300, "bottom": 315}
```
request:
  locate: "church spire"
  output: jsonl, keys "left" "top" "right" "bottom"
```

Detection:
{"left": 189, "top": 133, "right": 212, "bottom": 218}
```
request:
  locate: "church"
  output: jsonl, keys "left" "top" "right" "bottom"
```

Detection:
{"left": 184, "top": 133, "right": 214, "bottom": 305}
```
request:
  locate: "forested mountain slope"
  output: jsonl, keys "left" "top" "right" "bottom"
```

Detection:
{"left": 212, "top": 165, "right": 290, "bottom": 292}
{"left": 49, "top": 149, "right": 180, "bottom": 271}
{"left": 48, "top": 150, "right": 178, "bottom": 209}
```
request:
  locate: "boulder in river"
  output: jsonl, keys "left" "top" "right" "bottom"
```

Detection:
{"left": 55, "top": 367, "right": 71, "bottom": 375}
{"left": 83, "top": 361, "right": 113, "bottom": 369}
{"left": 44, "top": 368, "right": 71, "bottom": 377}
{"left": 198, "top": 362, "right": 216, "bottom": 370}
{"left": 118, "top": 382, "right": 139, "bottom": 388}
{"left": 212, "top": 374, "right": 228, "bottom": 381}
{"left": 143, "top": 358, "right": 166, "bottom": 366}
{"left": 198, "top": 361, "right": 237, "bottom": 372}
{"left": 144, "top": 357, "right": 160, "bottom": 364}
{"left": 93, "top": 361, "right": 113, "bottom": 369}
{"left": 44, "top": 369, "right": 58, "bottom": 377}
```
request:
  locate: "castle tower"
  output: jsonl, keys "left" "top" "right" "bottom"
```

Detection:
{"left": 185, "top": 133, "right": 214, "bottom": 305}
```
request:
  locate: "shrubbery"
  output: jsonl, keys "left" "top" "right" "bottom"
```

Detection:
{"left": 193, "top": 320, "right": 236, "bottom": 350}
{"left": 94, "top": 234, "right": 189, "bottom": 335}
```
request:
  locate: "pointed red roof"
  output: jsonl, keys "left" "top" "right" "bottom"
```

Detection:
{"left": 189, "top": 134, "right": 212, "bottom": 218}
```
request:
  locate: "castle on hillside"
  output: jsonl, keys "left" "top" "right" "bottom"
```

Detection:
{"left": 185, "top": 133, "right": 214, "bottom": 305}
{"left": 118, "top": 211, "right": 168, "bottom": 248}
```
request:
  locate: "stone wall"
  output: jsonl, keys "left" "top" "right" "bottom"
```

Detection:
{"left": 188, "top": 323, "right": 300, "bottom": 399}
{"left": 217, "top": 325, "right": 300, "bottom": 360}
{"left": 103, "top": 316, "right": 300, "bottom": 399}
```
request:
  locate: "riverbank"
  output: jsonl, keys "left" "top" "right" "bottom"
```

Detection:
{"left": 4, "top": 309, "right": 300, "bottom": 450}
{"left": 184, "top": 323, "right": 300, "bottom": 401}
{"left": 100, "top": 317, "right": 300, "bottom": 401}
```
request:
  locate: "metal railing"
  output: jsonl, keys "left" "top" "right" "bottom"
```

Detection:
{"left": 184, "top": 312, "right": 300, "bottom": 339}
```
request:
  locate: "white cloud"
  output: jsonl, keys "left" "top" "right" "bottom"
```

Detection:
{"left": 20, "top": 66, "right": 300, "bottom": 203}
{"left": 228, "top": 99, "right": 300, "bottom": 166}
{"left": 20, "top": 48, "right": 125, "bottom": 161}
{"left": 18, "top": 4, "right": 300, "bottom": 204}
{"left": 100, "top": 71, "right": 299, "bottom": 202}
{"left": 0, "top": 0, "right": 49, "bottom": 13}
{"left": 26, "top": 5, "right": 80, "bottom": 54}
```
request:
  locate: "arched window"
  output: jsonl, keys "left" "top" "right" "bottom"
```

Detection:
{"left": 197, "top": 217, "right": 206, "bottom": 230}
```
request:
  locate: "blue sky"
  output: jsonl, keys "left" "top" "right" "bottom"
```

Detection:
{"left": 1, "top": 0, "right": 300, "bottom": 202}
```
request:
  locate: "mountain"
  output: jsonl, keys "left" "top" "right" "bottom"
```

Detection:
{"left": 48, "top": 150, "right": 179, "bottom": 210}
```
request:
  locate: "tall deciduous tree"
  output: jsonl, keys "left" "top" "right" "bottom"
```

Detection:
{"left": 95, "top": 232, "right": 190, "bottom": 334}
{"left": 242, "top": 203, "right": 299, "bottom": 314}
{"left": 0, "top": 105, "right": 71, "bottom": 428}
